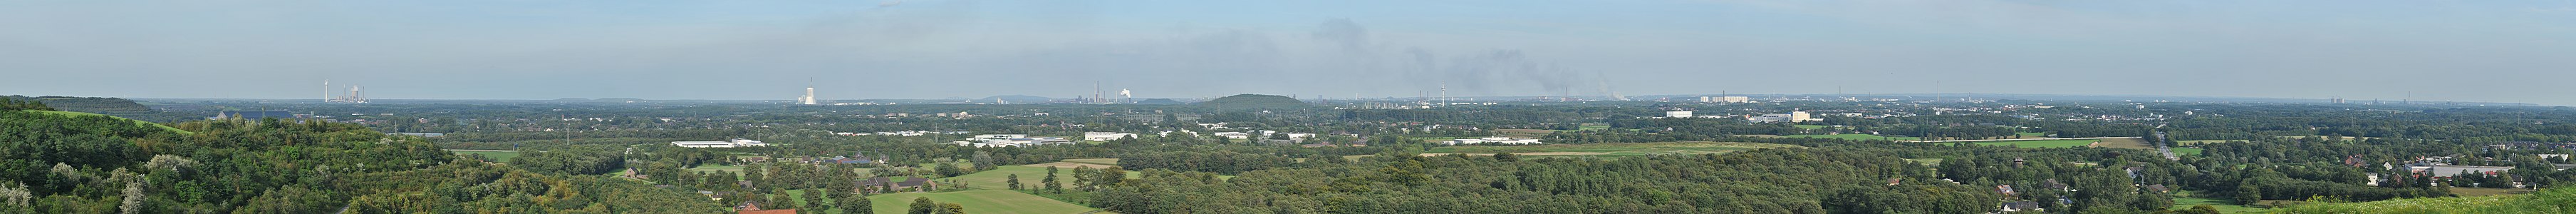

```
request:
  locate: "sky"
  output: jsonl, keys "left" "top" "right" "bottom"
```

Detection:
{"left": 4, "top": 0, "right": 2574, "bottom": 105}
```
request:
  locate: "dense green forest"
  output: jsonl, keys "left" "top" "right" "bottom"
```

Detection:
{"left": 0, "top": 101, "right": 718, "bottom": 213}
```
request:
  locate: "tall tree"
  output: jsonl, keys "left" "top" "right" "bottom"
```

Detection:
{"left": 836, "top": 195, "right": 873, "bottom": 214}
{"left": 908, "top": 198, "right": 937, "bottom": 214}
{"left": 1044, "top": 166, "right": 1064, "bottom": 193}
{"left": 1007, "top": 174, "right": 1022, "bottom": 190}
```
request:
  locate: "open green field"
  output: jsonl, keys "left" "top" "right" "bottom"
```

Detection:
{"left": 2172, "top": 148, "right": 2205, "bottom": 156}
{"left": 2451, "top": 187, "right": 2538, "bottom": 197}
{"left": 688, "top": 163, "right": 748, "bottom": 175}
{"left": 1904, "top": 158, "right": 1943, "bottom": 165}
{"left": 1425, "top": 141, "right": 1804, "bottom": 158}
{"left": 2017, "top": 132, "right": 2047, "bottom": 137}
{"left": 2278, "top": 187, "right": 2576, "bottom": 213}
{"left": 965, "top": 163, "right": 1171, "bottom": 191}
{"left": 1059, "top": 158, "right": 1119, "bottom": 165}
{"left": 1794, "top": 125, "right": 1827, "bottom": 130}
{"left": 1577, "top": 124, "right": 1611, "bottom": 131}
{"left": 1971, "top": 139, "right": 2099, "bottom": 148}
{"left": 1779, "top": 134, "right": 1921, "bottom": 141}
{"left": 2170, "top": 191, "right": 2267, "bottom": 213}
{"left": 871, "top": 190, "right": 1102, "bottom": 214}
{"left": 2095, "top": 138, "right": 2154, "bottom": 149}
{"left": 447, "top": 150, "right": 521, "bottom": 162}
{"left": 777, "top": 189, "right": 1099, "bottom": 214}
{"left": 21, "top": 110, "right": 192, "bottom": 135}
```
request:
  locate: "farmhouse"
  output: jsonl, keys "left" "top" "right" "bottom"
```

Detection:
{"left": 671, "top": 138, "right": 768, "bottom": 148}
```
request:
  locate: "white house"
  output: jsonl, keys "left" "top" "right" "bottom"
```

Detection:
{"left": 1664, "top": 111, "right": 1693, "bottom": 118}
{"left": 1213, "top": 132, "right": 1252, "bottom": 139}
{"left": 672, "top": 138, "right": 768, "bottom": 148}
{"left": 1749, "top": 111, "right": 1818, "bottom": 123}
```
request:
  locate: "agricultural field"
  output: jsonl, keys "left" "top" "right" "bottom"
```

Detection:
{"left": 1058, "top": 158, "right": 1119, "bottom": 165}
{"left": 2169, "top": 191, "right": 2268, "bottom": 213}
{"left": 2450, "top": 187, "right": 2538, "bottom": 197}
{"left": 1794, "top": 125, "right": 1828, "bottom": 130}
{"left": 1970, "top": 139, "right": 2099, "bottom": 148}
{"left": 2094, "top": 138, "right": 2155, "bottom": 149}
{"left": 1423, "top": 141, "right": 1805, "bottom": 158}
{"left": 1577, "top": 124, "right": 1611, "bottom": 131}
{"left": 1777, "top": 133, "right": 1921, "bottom": 141}
{"left": 869, "top": 190, "right": 1103, "bottom": 214}
{"left": 447, "top": 150, "right": 521, "bottom": 162}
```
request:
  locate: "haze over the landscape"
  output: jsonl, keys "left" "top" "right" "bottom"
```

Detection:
{"left": 5, "top": 1, "right": 2574, "bottom": 105}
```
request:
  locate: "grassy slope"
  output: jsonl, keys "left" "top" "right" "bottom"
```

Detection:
{"left": 2096, "top": 138, "right": 2154, "bottom": 149}
{"left": 2275, "top": 187, "right": 2575, "bottom": 213}
{"left": 867, "top": 190, "right": 1101, "bottom": 214}
{"left": 21, "top": 110, "right": 192, "bottom": 135}
{"left": 2170, "top": 190, "right": 2268, "bottom": 213}
{"left": 1059, "top": 158, "right": 1120, "bottom": 165}
{"left": 450, "top": 150, "right": 521, "bottom": 162}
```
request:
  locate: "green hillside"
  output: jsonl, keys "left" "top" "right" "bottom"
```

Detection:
{"left": 5, "top": 96, "right": 154, "bottom": 113}
{"left": 2274, "top": 187, "right": 2576, "bottom": 213}
{"left": 1199, "top": 94, "right": 1308, "bottom": 109}
{"left": 0, "top": 104, "right": 718, "bottom": 213}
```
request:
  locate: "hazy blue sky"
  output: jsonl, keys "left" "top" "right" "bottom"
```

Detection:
{"left": 4, "top": 1, "right": 2573, "bottom": 105}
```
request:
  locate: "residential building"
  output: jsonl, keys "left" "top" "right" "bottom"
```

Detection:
{"left": 1664, "top": 111, "right": 1693, "bottom": 118}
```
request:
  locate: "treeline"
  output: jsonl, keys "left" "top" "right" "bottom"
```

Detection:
{"left": 1115, "top": 151, "right": 1297, "bottom": 175}
{"left": 0, "top": 97, "right": 56, "bottom": 111}
{"left": 509, "top": 147, "right": 627, "bottom": 175}
{"left": 0, "top": 110, "right": 718, "bottom": 213}
{"left": 1089, "top": 149, "right": 2019, "bottom": 213}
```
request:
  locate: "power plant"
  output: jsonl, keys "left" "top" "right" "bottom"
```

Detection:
{"left": 795, "top": 78, "right": 818, "bottom": 105}
{"left": 324, "top": 80, "right": 368, "bottom": 103}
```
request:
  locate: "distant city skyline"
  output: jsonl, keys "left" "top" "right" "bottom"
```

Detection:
{"left": 4, "top": 1, "right": 2573, "bottom": 105}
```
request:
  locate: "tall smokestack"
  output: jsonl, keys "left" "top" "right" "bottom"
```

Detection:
{"left": 323, "top": 80, "right": 330, "bottom": 102}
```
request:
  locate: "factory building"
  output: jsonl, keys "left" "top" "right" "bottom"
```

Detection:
{"left": 672, "top": 138, "right": 769, "bottom": 148}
